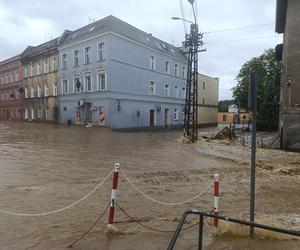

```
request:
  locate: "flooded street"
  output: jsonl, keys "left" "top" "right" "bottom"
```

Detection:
{"left": 0, "top": 122, "right": 299, "bottom": 250}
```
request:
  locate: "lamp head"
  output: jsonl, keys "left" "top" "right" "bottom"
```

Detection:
{"left": 188, "top": 0, "right": 195, "bottom": 4}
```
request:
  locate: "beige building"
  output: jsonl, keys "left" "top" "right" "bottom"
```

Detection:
{"left": 197, "top": 73, "right": 219, "bottom": 127}
{"left": 22, "top": 38, "right": 59, "bottom": 122}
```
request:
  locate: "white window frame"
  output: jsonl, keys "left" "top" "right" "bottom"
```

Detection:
{"left": 175, "top": 64, "right": 178, "bottom": 76}
{"left": 10, "top": 72, "right": 13, "bottom": 82}
{"left": 181, "top": 109, "right": 185, "bottom": 120}
{"left": 24, "top": 88, "right": 28, "bottom": 98}
{"left": 97, "top": 42, "right": 104, "bottom": 61}
{"left": 73, "top": 50, "right": 79, "bottom": 67}
{"left": 25, "top": 108, "right": 28, "bottom": 119}
{"left": 45, "top": 107, "right": 49, "bottom": 120}
{"left": 44, "top": 84, "right": 48, "bottom": 97}
{"left": 182, "top": 87, "right": 186, "bottom": 99}
{"left": 30, "top": 87, "right": 35, "bottom": 98}
{"left": 44, "top": 60, "right": 48, "bottom": 74}
{"left": 37, "top": 108, "right": 42, "bottom": 119}
{"left": 52, "top": 83, "right": 58, "bottom": 96}
{"left": 165, "top": 84, "right": 170, "bottom": 97}
{"left": 30, "top": 64, "right": 34, "bottom": 76}
{"left": 84, "top": 46, "right": 91, "bottom": 65}
{"left": 62, "top": 79, "right": 68, "bottom": 94}
{"left": 52, "top": 58, "right": 57, "bottom": 71}
{"left": 85, "top": 75, "right": 92, "bottom": 92}
{"left": 165, "top": 61, "right": 170, "bottom": 73}
{"left": 62, "top": 54, "right": 67, "bottom": 70}
{"left": 31, "top": 108, "right": 35, "bottom": 119}
{"left": 149, "top": 81, "right": 156, "bottom": 95}
{"left": 98, "top": 72, "right": 106, "bottom": 91}
{"left": 74, "top": 76, "right": 83, "bottom": 93}
{"left": 37, "top": 86, "right": 41, "bottom": 97}
{"left": 182, "top": 66, "right": 186, "bottom": 78}
{"left": 174, "top": 86, "right": 179, "bottom": 98}
{"left": 150, "top": 55, "right": 156, "bottom": 71}
{"left": 37, "top": 63, "right": 40, "bottom": 75}
{"left": 173, "top": 108, "right": 179, "bottom": 121}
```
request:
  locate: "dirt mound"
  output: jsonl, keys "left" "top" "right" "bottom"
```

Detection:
{"left": 257, "top": 159, "right": 274, "bottom": 171}
{"left": 213, "top": 127, "right": 233, "bottom": 140}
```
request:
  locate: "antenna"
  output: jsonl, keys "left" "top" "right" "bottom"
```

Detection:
{"left": 179, "top": 0, "right": 188, "bottom": 34}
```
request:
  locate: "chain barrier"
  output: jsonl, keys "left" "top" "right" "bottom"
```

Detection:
{"left": 0, "top": 169, "right": 113, "bottom": 217}
{"left": 67, "top": 202, "right": 110, "bottom": 248}
{"left": 116, "top": 203, "right": 213, "bottom": 233}
{"left": 121, "top": 172, "right": 214, "bottom": 206}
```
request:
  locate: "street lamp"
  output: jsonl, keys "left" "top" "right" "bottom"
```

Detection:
{"left": 171, "top": 17, "right": 193, "bottom": 24}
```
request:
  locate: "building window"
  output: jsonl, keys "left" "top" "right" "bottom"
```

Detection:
{"left": 165, "top": 84, "right": 170, "bottom": 97}
{"left": 98, "top": 73, "right": 106, "bottom": 91}
{"left": 74, "top": 77, "right": 83, "bottom": 93}
{"left": 165, "top": 61, "right": 170, "bottom": 73}
{"left": 25, "top": 108, "right": 28, "bottom": 119}
{"left": 37, "top": 86, "right": 41, "bottom": 97}
{"left": 62, "top": 79, "right": 68, "bottom": 94}
{"left": 182, "top": 66, "right": 186, "bottom": 78}
{"left": 53, "top": 83, "right": 58, "bottom": 96}
{"left": 182, "top": 87, "right": 186, "bottom": 99}
{"left": 174, "top": 86, "right": 179, "bottom": 98}
{"left": 223, "top": 115, "right": 227, "bottom": 122}
{"left": 203, "top": 98, "right": 205, "bottom": 105}
{"left": 44, "top": 61, "right": 48, "bottom": 73}
{"left": 242, "top": 115, "right": 246, "bottom": 120}
{"left": 173, "top": 108, "right": 178, "bottom": 121}
{"left": 98, "top": 42, "right": 104, "bottom": 61}
{"left": 37, "top": 108, "right": 42, "bottom": 119}
{"left": 52, "top": 58, "right": 57, "bottom": 71}
{"left": 44, "top": 84, "right": 48, "bottom": 97}
{"left": 62, "top": 54, "right": 67, "bottom": 70}
{"left": 85, "top": 75, "right": 92, "bottom": 92}
{"left": 25, "top": 88, "right": 28, "bottom": 98}
{"left": 181, "top": 109, "right": 185, "bottom": 120}
{"left": 30, "top": 87, "right": 35, "bottom": 98}
{"left": 31, "top": 108, "right": 35, "bottom": 119}
{"left": 74, "top": 50, "right": 79, "bottom": 67}
{"left": 175, "top": 64, "right": 178, "bottom": 76}
{"left": 203, "top": 82, "right": 206, "bottom": 89}
{"left": 150, "top": 55, "right": 156, "bottom": 71}
{"left": 24, "top": 66, "right": 28, "bottom": 77}
{"left": 85, "top": 47, "right": 91, "bottom": 64}
{"left": 149, "top": 81, "right": 156, "bottom": 95}
{"left": 45, "top": 108, "right": 49, "bottom": 120}
{"left": 30, "top": 64, "right": 34, "bottom": 76}
{"left": 36, "top": 63, "right": 40, "bottom": 75}
{"left": 10, "top": 72, "right": 13, "bottom": 82}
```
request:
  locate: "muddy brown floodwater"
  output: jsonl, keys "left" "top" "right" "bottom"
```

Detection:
{"left": 0, "top": 122, "right": 299, "bottom": 250}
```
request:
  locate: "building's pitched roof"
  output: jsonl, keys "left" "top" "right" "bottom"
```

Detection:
{"left": 22, "top": 37, "right": 60, "bottom": 59}
{"left": 275, "top": 0, "right": 288, "bottom": 33}
{"left": 60, "top": 15, "right": 187, "bottom": 61}
{"left": 0, "top": 54, "right": 21, "bottom": 66}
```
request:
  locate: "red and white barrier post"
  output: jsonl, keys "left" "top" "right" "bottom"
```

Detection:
{"left": 213, "top": 174, "right": 219, "bottom": 228}
{"left": 108, "top": 163, "right": 120, "bottom": 226}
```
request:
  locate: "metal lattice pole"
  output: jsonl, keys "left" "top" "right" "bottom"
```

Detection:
{"left": 183, "top": 24, "right": 203, "bottom": 143}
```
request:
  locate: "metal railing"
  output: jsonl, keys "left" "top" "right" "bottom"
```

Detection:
{"left": 167, "top": 209, "right": 300, "bottom": 250}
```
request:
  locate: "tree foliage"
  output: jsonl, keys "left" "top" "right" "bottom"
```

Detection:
{"left": 232, "top": 49, "right": 281, "bottom": 129}
{"left": 218, "top": 100, "right": 234, "bottom": 112}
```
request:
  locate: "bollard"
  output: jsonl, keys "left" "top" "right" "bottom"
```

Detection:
{"left": 108, "top": 163, "right": 120, "bottom": 225}
{"left": 214, "top": 174, "right": 219, "bottom": 228}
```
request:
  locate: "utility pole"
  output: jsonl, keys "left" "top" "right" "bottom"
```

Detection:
{"left": 183, "top": 23, "right": 204, "bottom": 143}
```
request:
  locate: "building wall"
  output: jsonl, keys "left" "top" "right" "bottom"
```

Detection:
{"left": 23, "top": 51, "right": 59, "bottom": 122}
{"left": 218, "top": 112, "right": 234, "bottom": 124}
{"left": 197, "top": 74, "right": 219, "bottom": 126}
{"left": 59, "top": 32, "right": 187, "bottom": 129}
{"left": 280, "top": 0, "right": 300, "bottom": 150}
{"left": 0, "top": 56, "right": 23, "bottom": 121}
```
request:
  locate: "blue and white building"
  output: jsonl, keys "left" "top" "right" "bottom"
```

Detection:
{"left": 58, "top": 16, "right": 187, "bottom": 130}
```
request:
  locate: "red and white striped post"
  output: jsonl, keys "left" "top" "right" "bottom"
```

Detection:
{"left": 213, "top": 174, "right": 219, "bottom": 228}
{"left": 108, "top": 163, "right": 120, "bottom": 226}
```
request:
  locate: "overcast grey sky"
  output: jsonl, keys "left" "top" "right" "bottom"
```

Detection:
{"left": 0, "top": 0, "right": 282, "bottom": 100}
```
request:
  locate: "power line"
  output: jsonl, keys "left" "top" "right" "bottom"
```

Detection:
{"left": 203, "top": 23, "right": 275, "bottom": 34}
{"left": 205, "top": 35, "right": 281, "bottom": 45}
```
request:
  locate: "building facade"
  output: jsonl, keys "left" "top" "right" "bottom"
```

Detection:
{"left": 58, "top": 16, "right": 188, "bottom": 130}
{"left": 21, "top": 39, "right": 59, "bottom": 122}
{"left": 0, "top": 55, "right": 24, "bottom": 121}
{"left": 276, "top": 0, "right": 300, "bottom": 150}
{"left": 197, "top": 73, "right": 219, "bottom": 127}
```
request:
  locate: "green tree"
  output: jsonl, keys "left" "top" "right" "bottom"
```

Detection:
{"left": 218, "top": 100, "right": 234, "bottom": 112}
{"left": 232, "top": 49, "right": 281, "bottom": 130}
